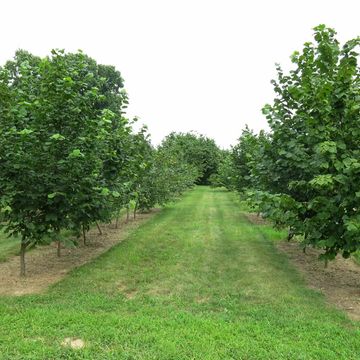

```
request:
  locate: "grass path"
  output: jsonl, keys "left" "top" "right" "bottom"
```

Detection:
{"left": 0, "top": 187, "right": 359, "bottom": 359}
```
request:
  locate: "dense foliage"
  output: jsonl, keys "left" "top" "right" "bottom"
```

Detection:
{"left": 161, "top": 132, "right": 221, "bottom": 185}
{"left": 219, "top": 25, "right": 360, "bottom": 262}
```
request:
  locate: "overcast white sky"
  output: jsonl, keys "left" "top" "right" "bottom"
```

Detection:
{"left": 1, "top": 0, "right": 359, "bottom": 148}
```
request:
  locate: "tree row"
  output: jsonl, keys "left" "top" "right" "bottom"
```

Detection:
{"left": 0, "top": 50, "right": 220, "bottom": 275}
{"left": 214, "top": 25, "right": 360, "bottom": 263}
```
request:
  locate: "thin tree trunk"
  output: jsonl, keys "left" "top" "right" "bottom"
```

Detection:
{"left": 133, "top": 202, "right": 138, "bottom": 219}
{"left": 96, "top": 221, "right": 102, "bottom": 235}
{"left": 82, "top": 224, "right": 87, "bottom": 245}
{"left": 57, "top": 240, "right": 61, "bottom": 257}
{"left": 20, "top": 241, "right": 28, "bottom": 277}
{"left": 115, "top": 210, "right": 120, "bottom": 229}
{"left": 126, "top": 207, "right": 130, "bottom": 223}
{"left": 287, "top": 228, "right": 294, "bottom": 242}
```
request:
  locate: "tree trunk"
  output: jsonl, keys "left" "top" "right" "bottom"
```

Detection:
{"left": 126, "top": 207, "right": 130, "bottom": 223}
{"left": 287, "top": 228, "right": 294, "bottom": 242}
{"left": 115, "top": 210, "right": 120, "bottom": 229}
{"left": 133, "top": 202, "right": 138, "bottom": 219}
{"left": 96, "top": 221, "right": 102, "bottom": 235}
{"left": 20, "top": 241, "right": 28, "bottom": 277}
{"left": 57, "top": 240, "right": 61, "bottom": 257}
{"left": 82, "top": 224, "right": 87, "bottom": 245}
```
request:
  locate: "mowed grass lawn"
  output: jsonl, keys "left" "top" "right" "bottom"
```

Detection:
{"left": 0, "top": 187, "right": 359, "bottom": 359}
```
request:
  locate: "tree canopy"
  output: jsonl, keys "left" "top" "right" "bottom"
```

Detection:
{"left": 161, "top": 132, "right": 221, "bottom": 185}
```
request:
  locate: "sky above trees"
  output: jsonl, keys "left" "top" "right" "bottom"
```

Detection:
{"left": 1, "top": 0, "right": 359, "bottom": 148}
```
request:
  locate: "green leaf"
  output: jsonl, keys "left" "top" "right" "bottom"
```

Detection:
{"left": 18, "top": 128, "right": 33, "bottom": 136}
{"left": 112, "top": 191, "right": 121, "bottom": 198}
{"left": 101, "top": 188, "right": 110, "bottom": 196}
{"left": 309, "top": 175, "right": 334, "bottom": 188}
{"left": 69, "top": 149, "right": 84, "bottom": 158}
{"left": 50, "top": 133, "right": 65, "bottom": 141}
{"left": 1, "top": 205, "right": 12, "bottom": 213}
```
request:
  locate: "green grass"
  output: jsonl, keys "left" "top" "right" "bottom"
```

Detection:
{"left": 0, "top": 230, "right": 20, "bottom": 262}
{"left": 0, "top": 186, "right": 359, "bottom": 359}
